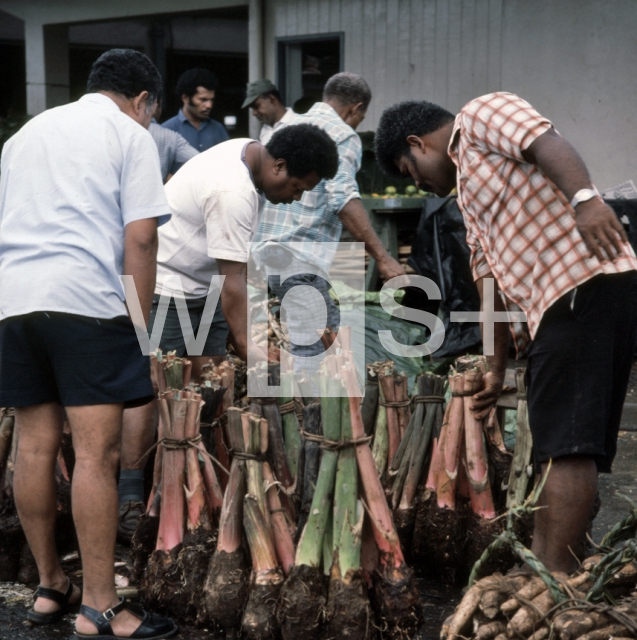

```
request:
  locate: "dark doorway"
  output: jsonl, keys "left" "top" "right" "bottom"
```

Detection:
{"left": 0, "top": 41, "right": 26, "bottom": 117}
{"left": 277, "top": 34, "right": 343, "bottom": 111}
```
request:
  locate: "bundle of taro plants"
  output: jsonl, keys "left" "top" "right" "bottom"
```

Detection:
{"left": 132, "top": 353, "right": 225, "bottom": 582}
{"left": 371, "top": 362, "right": 411, "bottom": 483}
{"left": 412, "top": 355, "right": 514, "bottom": 582}
{"left": 277, "top": 371, "right": 370, "bottom": 640}
{"left": 441, "top": 499, "right": 637, "bottom": 640}
{"left": 387, "top": 373, "right": 447, "bottom": 553}
{"left": 202, "top": 406, "right": 295, "bottom": 638}
{"left": 140, "top": 386, "right": 222, "bottom": 622}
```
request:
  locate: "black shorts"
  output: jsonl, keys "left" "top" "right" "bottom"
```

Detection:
{"left": 526, "top": 271, "right": 637, "bottom": 472}
{"left": 0, "top": 312, "right": 153, "bottom": 408}
{"left": 148, "top": 294, "right": 229, "bottom": 357}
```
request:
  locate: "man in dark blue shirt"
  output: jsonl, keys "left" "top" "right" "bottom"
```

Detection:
{"left": 162, "top": 68, "right": 229, "bottom": 152}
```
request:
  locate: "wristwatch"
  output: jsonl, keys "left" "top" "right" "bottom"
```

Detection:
{"left": 570, "top": 187, "right": 600, "bottom": 209}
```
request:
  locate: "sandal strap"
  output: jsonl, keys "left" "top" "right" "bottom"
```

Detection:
{"left": 79, "top": 597, "right": 127, "bottom": 635}
{"left": 34, "top": 580, "right": 73, "bottom": 607}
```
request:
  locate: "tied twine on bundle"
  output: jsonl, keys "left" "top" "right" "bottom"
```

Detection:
{"left": 200, "top": 412, "right": 228, "bottom": 430}
{"left": 136, "top": 432, "right": 230, "bottom": 475}
{"left": 379, "top": 398, "right": 411, "bottom": 408}
{"left": 413, "top": 395, "right": 446, "bottom": 404}
{"left": 230, "top": 450, "right": 268, "bottom": 462}
{"left": 277, "top": 398, "right": 304, "bottom": 425}
{"left": 300, "top": 429, "right": 373, "bottom": 452}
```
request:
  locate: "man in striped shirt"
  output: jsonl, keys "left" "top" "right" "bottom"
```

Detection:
{"left": 252, "top": 73, "right": 403, "bottom": 363}
{"left": 375, "top": 92, "right": 637, "bottom": 573}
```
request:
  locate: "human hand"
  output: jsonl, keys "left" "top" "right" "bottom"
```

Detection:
{"left": 470, "top": 370, "right": 505, "bottom": 420}
{"left": 377, "top": 256, "right": 405, "bottom": 281}
{"left": 575, "top": 198, "right": 628, "bottom": 262}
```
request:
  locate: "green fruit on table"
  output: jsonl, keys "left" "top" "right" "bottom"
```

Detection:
{"left": 385, "top": 186, "right": 397, "bottom": 196}
{"left": 418, "top": 189, "right": 428, "bottom": 196}
{"left": 405, "top": 185, "right": 417, "bottom": 196}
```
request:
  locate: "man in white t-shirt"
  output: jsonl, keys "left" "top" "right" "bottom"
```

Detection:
{"left": 243, "top": 79, "right": 297, "bottom": 145}
{"left": 0, "top": 49, "right": 176, "bottom": 638}
{"left": 117, "top": 124, "right": 339, "bottom": 539}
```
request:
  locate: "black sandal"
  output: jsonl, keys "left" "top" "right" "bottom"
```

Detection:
{"left": 27, "top": 579, "right": 82, "bottom": 625}
{"left": 75, "top": 597, "right": 178, "bottom": 639}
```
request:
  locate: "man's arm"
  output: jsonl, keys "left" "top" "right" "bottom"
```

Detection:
{"left": 523, "top": 128, "right": 628, "bottom": 262}
{"left": 470, "top": 275, "right": 510, "bottom": 420}
{"left": 216, "top": 259, "right": 255, "bottom": 362}
{"left": 123, "top": 218, "right": 159, "bottom": 324}
{"left": 338, "top": 198, "right": 404, "bottom": 280}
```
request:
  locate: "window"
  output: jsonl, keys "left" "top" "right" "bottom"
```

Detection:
{"left": 277, "top": 33, "right": 343, "bottom": 112}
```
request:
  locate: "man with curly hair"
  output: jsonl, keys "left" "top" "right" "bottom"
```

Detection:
{"left": 162, "top": 68, "right": 229, "bottom": 152}
{"left": 374, "top": 93, "right": 637, "bottom": 574}
{"left": 117, "top": 125, "right": 339, "bottom": 539}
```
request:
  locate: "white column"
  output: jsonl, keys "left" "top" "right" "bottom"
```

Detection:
{"left": 24, "top": 21, "right": 69, "bottom": 115}
{"left": 248, "top": 0, "right": 264, "bottom": 140}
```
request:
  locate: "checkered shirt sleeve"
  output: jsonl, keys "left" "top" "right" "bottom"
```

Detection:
{"left": 449, "top": 92, "right": 637, "bottom": 337}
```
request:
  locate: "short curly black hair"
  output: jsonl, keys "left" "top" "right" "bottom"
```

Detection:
{"left": 375, "top": 100, "right": 455, "bottom": 178}
{"left": 176, "top": 68, "right": 220, "bottom": 98}
{"left": 87, "top": 49, "right": 162, "bottom": 105}
{"left": 266, "top": 124, "right": 339, "bottom": 181}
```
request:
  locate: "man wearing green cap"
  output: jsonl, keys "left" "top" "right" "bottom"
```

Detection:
{"left": 243, "top": 79, "right": 296, "bottom": 145}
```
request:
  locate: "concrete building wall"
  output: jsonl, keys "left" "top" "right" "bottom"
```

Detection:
{"left": 264, "top": 0, "right": 637, "bottom": 188}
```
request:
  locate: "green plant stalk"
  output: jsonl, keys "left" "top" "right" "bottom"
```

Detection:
{"left": 295, "top": 377, "right": 342, "bottom": 568}
{"left": 399, "top": 376, "right": 444, "bottom": 509}
{"left": 371, "top": 384, "right": 389, "bottom": 476}
{"left": 243, "top": 494, "right": 279, "bottom": 572}
{"left": 322, "top": 512, "right": 334, "bottom": 576}
{"left": 164, "top": 357, "right": 184, "bottom": 390}
{"left": 337, "top": 502, "right": 364, "bottom": 582}
{"left": 333, "top": 393, "right": 358, "bottom": 573}
{"left": 278, "top": 371, "right": 302, "bottom": 479}
{"left": 244, "top": 414, "right": 267, "bottom": 521}
{"left": 389, "top": 376, "right": 427, "bottom": 507}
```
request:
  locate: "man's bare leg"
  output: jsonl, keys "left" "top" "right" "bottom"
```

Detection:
{"left": 68, "top": 403, "right": 141, "bottom": 637}
{"left": 13, "top": 403, "right": 81, "bottom": 614}
{"left": 531, "top": 455, "right": 598, "bottom": 574}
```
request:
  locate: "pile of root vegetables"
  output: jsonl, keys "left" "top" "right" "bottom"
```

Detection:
{"left": 130, "top": 348, "right": 540, "bottom": 638}
{"left": 133, "top": 340, "right": 427, "bottom": 639}
{"left": 441, "top": 512, "right": 637, "bottom": 640}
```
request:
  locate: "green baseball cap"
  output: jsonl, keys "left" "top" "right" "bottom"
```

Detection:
{"left": 242, "top": 78, "right": 277, "bottom": 108}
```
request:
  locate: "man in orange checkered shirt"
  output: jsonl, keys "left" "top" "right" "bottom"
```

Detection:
{"left": 375, "top": 92, "right": 637, "bottom": 573}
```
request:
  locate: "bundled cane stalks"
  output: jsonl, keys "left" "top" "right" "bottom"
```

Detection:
{"left": 140, "top": 387, "right": 220, "bottom": 622}
{"left": 389, "top": 373, "right": 447, "bottom": 553}
{"left": 410, "top": 355, "right": 526, "bottom": 582}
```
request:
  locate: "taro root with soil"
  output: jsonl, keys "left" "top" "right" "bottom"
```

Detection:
{"left": 140, "top": 384, "right": 221, "bottom": 622}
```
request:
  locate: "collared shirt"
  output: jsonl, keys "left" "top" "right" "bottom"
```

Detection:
{"left": 252, "top": 102, "right": 362, "bottom": 273}
{"left": 449, "top": 91, "right": 637, "bottom": 337}
{"left": 149, "top": 120, "right": 199, "bottom": 180}
{"left": 161, "top": 109, "right": 229, "bottom": 152}
{"left": 0, "top": 93, "right": 171, "bottom": 321}
{"left": 258, "top": 107, "right": 297, "bottom": 145}
{"left": 156, "top": 139, "right": 266, "bottom": 299}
